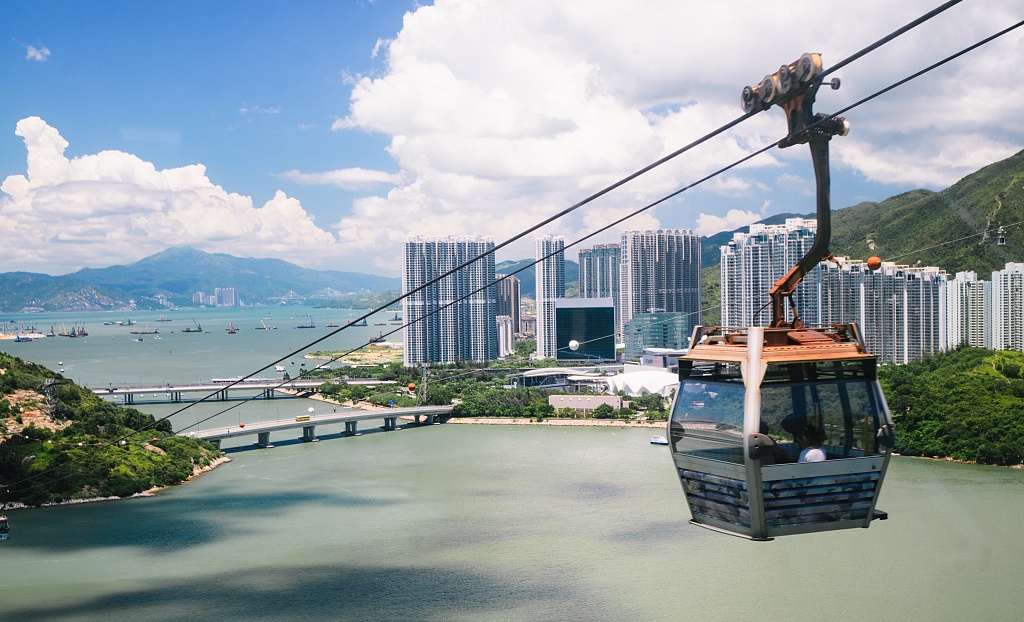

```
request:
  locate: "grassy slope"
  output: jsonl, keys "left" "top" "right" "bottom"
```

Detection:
{"left": 880, "top": 347, "right": 1024, "bottom": 465}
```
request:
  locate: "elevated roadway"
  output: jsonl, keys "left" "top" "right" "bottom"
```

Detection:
{"left": 180, "top": 405, "right": 454, "bottom": 448}
{"left": 93, "top": 378, "right": 395, "bottom": 404}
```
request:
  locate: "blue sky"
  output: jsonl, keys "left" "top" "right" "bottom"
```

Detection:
{"left": 2, "top": 1, "right": 1022, "bottom": 276}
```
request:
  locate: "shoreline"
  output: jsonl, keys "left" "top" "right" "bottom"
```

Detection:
{"left": 3, "top": 455, "right": 232, "bottom": 511}
{"left": 445, "top": 417, "right": 667, "bottom": 428}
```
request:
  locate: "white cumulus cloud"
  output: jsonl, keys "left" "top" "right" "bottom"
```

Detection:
{"left": 323, "top": 0, "right": 1024, "bottom": 271}
{"left": 0, "top": 117, "right": 338, "bottom": 274}
{"left": 695, "top": 209, "right": 763, "bottom": 237}
{"left": 25, "top": 44, "right": 50, "bottom": 62}
{"left": 278, "top": 168, "right": 402, "bottom": 189}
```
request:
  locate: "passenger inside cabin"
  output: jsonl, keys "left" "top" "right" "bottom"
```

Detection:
{"left": 799, "top": 425, "right": 827, "bottom": 463}
{"left": 758, "top": 422, "right": 789, "bottom": 465}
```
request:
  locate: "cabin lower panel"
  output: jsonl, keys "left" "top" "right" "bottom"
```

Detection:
{"left": 763, "top": 472, "right": 879, "bottom": 535}
{"left": 679, "top": 469, "right": 751, "bottom": 531}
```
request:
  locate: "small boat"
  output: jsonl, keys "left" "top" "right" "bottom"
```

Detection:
{"left": 255, "top": 319, "right": 277, "bottom": 330}
{"left": 155, "top": 313, "right": 172, "bottom": 322}
{"left": 650, "top": 435, "right": 669, "bottom": 445}
{"left": 182, "top": 319, "right": 203, "bottom": 333}
{"left": 347, "top": 318, "right": 367, "bottom": 327}
{"left": 130, "top": 324, "right": 159, "bottom": 335}
{"left": 227, "top": 322, "right": 238, "bottom": 334}
{"left": 369, "top": 332, "right": 387, "bottom": 343}
{"left": 295, "top": 314, "right": 316, "bottom": 329}
{"left": 13, "top": 335, "right": 32, "bottom": 342}
{"left": 275, "top": 365, "right": 286, "bottom": 373}
{"left": 326, "top": 320, "right": 340, "bottom": 328}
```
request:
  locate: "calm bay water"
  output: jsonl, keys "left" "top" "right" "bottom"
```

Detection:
{"left": 2, "top": 308, "right": 1024, "bottom": 621}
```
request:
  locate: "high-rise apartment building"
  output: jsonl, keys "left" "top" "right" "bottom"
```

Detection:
{"left": 579, "top": 243, "right": 621, "bottom": 338}
{"left": 947, "top": 271, "right": 989, "bottom": 349}
{"left": 495, "top": 273, "right": 521, "bottom": 334}
{"left": 496, "top": 315, "right": 515, "bottom": 358}
{"left": 991, "top": 262, "right": 1024, "bottom": 351}
{"left": 811, "top": 258, "right": 947, "bottom": 364}
{"left": 403, "top": 236, "right": 498, "bottom": 366}
{"left": 214, "top": 287, "right": 238, "bottom": 307}
{"left": 619, "top": 229, "right": 701, "bottom": 339}
{"left": 535, "top": 235, "right": 565, "bottom": 359}
{"left": 720, "top": 218, "right": 819, "bottom": 327}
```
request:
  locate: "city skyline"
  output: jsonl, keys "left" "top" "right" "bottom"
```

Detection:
{"left": 2, "top": 2, "right": 1021, "bottom": 277}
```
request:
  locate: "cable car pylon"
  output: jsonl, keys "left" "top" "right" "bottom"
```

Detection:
{"left": 668, "top": 54, "right": 894, "bottom": 540}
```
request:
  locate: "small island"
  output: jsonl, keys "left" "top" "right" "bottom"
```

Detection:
{"left": 0, "top": 353, "right": 223, "bottom": 507}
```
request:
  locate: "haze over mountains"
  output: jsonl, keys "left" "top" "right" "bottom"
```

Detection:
{"left": 0, "top": 148, "right": 1020, "bottom": 313}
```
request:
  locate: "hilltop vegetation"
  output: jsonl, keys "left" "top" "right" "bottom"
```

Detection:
{"left": 0, "top": 353, "right": 221, "bottom": 506}
{"left": 880, "top": 347, "right": 1024, "bottom": 466}
{"left": 830, "top": 149, "right": 1024, "bottom": 275}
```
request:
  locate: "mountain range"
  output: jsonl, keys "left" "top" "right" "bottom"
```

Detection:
{"left": 1, "top": 148, "right": 1020, "bottom": 313}
{"left": 0, "top": 247, "right": 400, "bottom": 312}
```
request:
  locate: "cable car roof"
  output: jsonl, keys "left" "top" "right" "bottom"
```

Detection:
{"left": 682, "top": 326, "right": 875, "bottom": 364}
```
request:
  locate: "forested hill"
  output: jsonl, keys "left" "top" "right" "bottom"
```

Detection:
{"left": 880, "top": 347, "right": 1024, "bottom": 466}
{"left": 830, "top": 148, "right": 1024, "bottom": 275}
{"left": 0, "top": 353, "right": 221, "bottom": 506}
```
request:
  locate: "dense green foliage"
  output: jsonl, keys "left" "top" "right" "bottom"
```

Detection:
{"left": 831, "top": 150, "right": 1024, "bottom": 276}
{"left": 880, "top": 347, "right": 1024, "bottom": 466}
{"left": 0, "top": 353, "right": 221, "bottom": 506}
{"left": 700, "top": 266, "right": 721, "bottom": 327}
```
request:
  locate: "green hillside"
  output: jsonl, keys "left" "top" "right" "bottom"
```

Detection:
{"left": 0, "top": 353, "right": 221, "bottom": 506}
{"left": 880, "top": 347, "right": 1024, "bottom": 466}
{"left": 830, "top": 149, "right": 1024, "bottom": 275}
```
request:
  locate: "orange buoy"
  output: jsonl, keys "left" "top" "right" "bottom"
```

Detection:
{"left": 867, "top": 256, "right": 882, "bottom": 271}
{"left": 408, "top": 382, "right": 416, "bottom": 391}
{"left": 239, "top": 422, "right": 245, "bottom": 428}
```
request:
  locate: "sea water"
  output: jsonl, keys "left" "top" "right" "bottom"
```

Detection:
{"left": 2, "top": 309, "right": 1024, "bottom": 621}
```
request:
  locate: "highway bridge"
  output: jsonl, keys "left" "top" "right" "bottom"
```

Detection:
{"left": 93, "top": 378, "right": 395, "bottom": 404}
{"left": 180, "top": 405, "right": 454, "bottom": 448}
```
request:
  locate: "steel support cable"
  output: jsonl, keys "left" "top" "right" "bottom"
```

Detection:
{"left": 4, "top": 1, "right": 976, "bottom": 492}
{"left": 883, "top": 220, "right": 1024, "bottom": 264}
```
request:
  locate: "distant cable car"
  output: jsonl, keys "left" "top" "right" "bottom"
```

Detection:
{"left": 0, "top": 514, "right": 9, "bottom": 540}
{"left": 997, "top": 226, "right": 1006, "bottom": 246}
{"left": 667, "top": 54, "right": 894, "bottom": 540}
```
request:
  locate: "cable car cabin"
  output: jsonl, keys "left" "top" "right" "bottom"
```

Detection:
{"left": 0, "top": 514, "right": 9, "bottom": 540}
{"left": 668, "top": 324, "right": 894, "bottom": 540}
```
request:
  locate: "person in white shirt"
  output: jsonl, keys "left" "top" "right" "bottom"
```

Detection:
{"left": 799, "top": 424, "right": 827, "bottom": 463}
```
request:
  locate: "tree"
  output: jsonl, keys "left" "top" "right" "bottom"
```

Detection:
{"left": 593, "top": 403, "right": 615, "bottom": 419}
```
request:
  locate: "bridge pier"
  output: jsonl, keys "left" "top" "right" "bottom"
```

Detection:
{"left": 123, "top": 393, "right": 135, "bottom": 405}
{"left": 263, "top": 388, "right": 276, "bottom": 400}
{"left": 257, "top": 431, "right": 273, "bottom": 448}
{"left": 301, "top": 425, "right": 318, "bottom": 442}
{"left": 216, "top": 389, "right": 229, "bottom": 401}
{"left": 382, "top": 417, "right": 397, "bottom": 431}
{"left": 427, "top": 414, "right": 435, "bottom": 425}
{"left": 344, "top": 421, "right": 360, "bottom": 436}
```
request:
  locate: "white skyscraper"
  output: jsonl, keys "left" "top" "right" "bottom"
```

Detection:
{"left": 813, "top": 258, "right": 947, "bottom": 364}
{"left": 619, "top": 229, "right": 701, "bottom": 340}
{"left": 720, "top": 218, "right": 819, "bottom": 327}
{"left": 535, "top": 235, "right": 565, "bottom": 359}
{"left": 991, "top": 262, "right": 1024, "bottom": 351}
{"left": 403, "top": 236, "right": 498, "bottom": 366}
{"left": 946, "top": 271, "right": 989, "bottom": 349}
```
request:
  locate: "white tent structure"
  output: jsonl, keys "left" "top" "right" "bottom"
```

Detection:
{"left": 604, "top": 370, "right": 679, "bottom": 397}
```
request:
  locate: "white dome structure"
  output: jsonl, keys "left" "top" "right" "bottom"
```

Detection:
{"left": 604, "top": 370, "right": 679, "bottom": 397}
